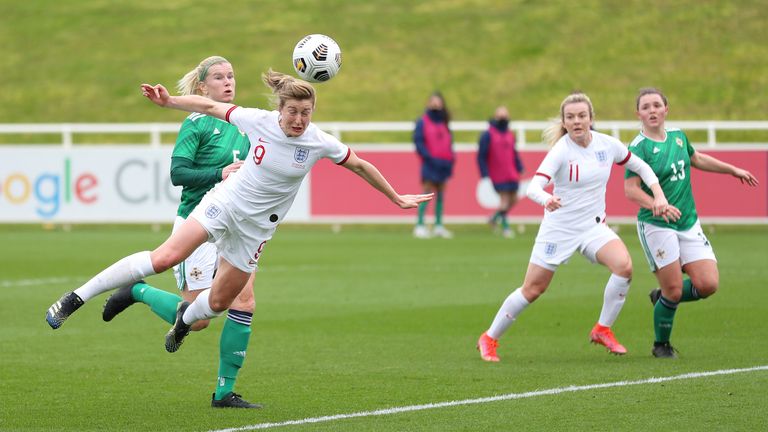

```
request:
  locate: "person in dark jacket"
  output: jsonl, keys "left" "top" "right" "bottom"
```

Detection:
{"left": 477, "top": 106, "right": 524, "bottom": 238}
{"left": 413, "top": 92, "right": 454, "bottom": 238}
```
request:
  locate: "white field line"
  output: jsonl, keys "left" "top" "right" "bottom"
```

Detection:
{"left": 208, "top": 365, "right": 768, "bottom": 432}
{"left": 0, "top": 277, "right": 80, "bottom": 288}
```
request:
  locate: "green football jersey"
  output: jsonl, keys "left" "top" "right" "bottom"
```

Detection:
{"left": 172, "top": 112, "right": 251, "bottom": 218}
{"left": 625, "top": 128, "right": 697, "bottom": 231}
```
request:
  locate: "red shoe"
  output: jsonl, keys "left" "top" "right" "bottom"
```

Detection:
{"left": 477, "top": 332, "right": 500, "bottom": 362}
{"left": 589, "top": 324, "right": 627, "bottom": 355}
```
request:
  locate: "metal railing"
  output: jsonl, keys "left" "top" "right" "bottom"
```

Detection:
{"left": 1, "top": 121, "right": 767, "bottom": 147}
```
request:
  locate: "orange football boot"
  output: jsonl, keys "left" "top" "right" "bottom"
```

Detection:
{"left": 477, "top": 332, "right": 500, "bottom": 362}
{"left": 589, "top": 323, "right": 627, "bottom": 355}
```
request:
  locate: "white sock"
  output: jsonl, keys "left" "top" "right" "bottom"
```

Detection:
{"left": 598, "top": 274, "right": 630, "bottom": 327}
{"left": 181, "top": 289, "right": 223, "bottom": 325}
{"left": 487, "top": 288, "right": 530, "bottom": 340}
{"left": 73, "top": 251, "right": 155, "bottom": 301}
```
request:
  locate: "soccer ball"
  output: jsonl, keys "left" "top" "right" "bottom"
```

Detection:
{"left": 292, "top": 34, "right": 342, "bottom": 83}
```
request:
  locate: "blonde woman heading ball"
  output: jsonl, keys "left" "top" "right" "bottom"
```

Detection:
{"left": 46, "top": 70, "right": 433, "bottom": 402}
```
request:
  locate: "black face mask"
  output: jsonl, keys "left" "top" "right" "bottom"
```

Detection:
{"left": 495, "top": 118, "right": 509, "bottom": 129}
{"left": 428, "top": 108, "right": 446, "bottom": 119}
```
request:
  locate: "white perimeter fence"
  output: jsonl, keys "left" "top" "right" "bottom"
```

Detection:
{"left": 1, "top": 121, "right": 768, "bottom": 147}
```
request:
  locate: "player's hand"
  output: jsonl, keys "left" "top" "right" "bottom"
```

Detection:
{"left": 221, "top": 161, "right": 244, "bottom": 180}
{"left": 651, "top": 195, "right": 669, "bottom": 218}
{"left": 661, "top": 204, "right": 682, "bottom": 223}
{"left": 545, "top": 195, "right": 561, "bottom": 212}
{"left": 140, "top": 84, "right": 171, "bottom": 107}
{"left": 395, "top": 193, "right": 434, "bottom": 209}
{"left": 732, "top": 168, "right": 759, "bottom": 187}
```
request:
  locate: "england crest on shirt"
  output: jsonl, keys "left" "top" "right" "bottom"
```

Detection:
{"left": 595, "top": 150, "right": 607, "bottom": 163}
{"left": 205, "top": 204, "right": 221, "bottom": 219}
{"left": 294, "top": 147, "right": 310, "bottom": 163}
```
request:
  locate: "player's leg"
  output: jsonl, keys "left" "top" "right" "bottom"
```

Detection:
{"left": 682, "top": 259, "right": 718, "bottom": 299}
{"left": 494, "top": 263, "right": 556, "bottom": 336}
{"left": 478, "top": 262, "right": 555, "bottom": 362}
{"left": 677, "top": 221, "right": 719, "bottom": 301}
{"left": 213, "top": 271, "right": 258, "bottom": 408}
{"left": 499, "top": 190, "right": 517, "bottom": 237}
{"left": 652, "top": 261, "right": 683, "bottom": 357}
{"left": 165, "top": 259, "right": 250, "bottom": 353}
{"left": 588, "top": 229, "right": 632, "bottom": 355}
{"left": 432, "top": 181, "right": 453, "bottom": 238}
{"left": 46, "top": 218, "right": 208, "bottom": 329}
{"left": 102, "top": 281, "right": 181, "bottom": 324}
{"left": 414, "top": 180, "right": 436, "bottom": 238}
{"left": 103, "top": 217, "right": 220, "bottom": 324}
{"left": 636, "top": 221, "right": 683, "bottom": 357}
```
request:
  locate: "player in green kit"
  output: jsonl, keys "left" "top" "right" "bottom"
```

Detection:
{"left": 102, "top": 56, "right": 260, "bottom": 407}
{"left": 624, "top": 88, "right": 759, "bottom": 358}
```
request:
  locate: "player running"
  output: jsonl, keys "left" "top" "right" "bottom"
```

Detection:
{"left": 624, "top": 87, "right": 758, "bottom": 358}
{"left": 477, "top": 92, "right": 678, "bottom": 362}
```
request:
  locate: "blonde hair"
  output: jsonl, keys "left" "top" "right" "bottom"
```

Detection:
{"left": 542, "top": 92, "right": 595, "bottom": 146}
{"left": 261, "top": 69, "right": 316, "bottom": 109}
{"left": 176, "top": 56, "right": 230, "bottom": 96}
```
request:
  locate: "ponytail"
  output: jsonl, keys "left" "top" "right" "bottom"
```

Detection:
{"left": 261, "top": 69, "right": 316, "bottom": 109}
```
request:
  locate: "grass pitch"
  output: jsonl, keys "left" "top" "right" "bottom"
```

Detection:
{"left": 1, "top": 224, "right": 766, "bottom": 431}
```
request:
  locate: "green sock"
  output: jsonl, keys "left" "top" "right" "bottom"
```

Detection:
{"left": 215, "top": 311, "right": 252, "bottom": 400}
{"left": 680, "top": 278, "right": 701, "bottom": 302}
{"left": 417, "top": 201, "right": 429, "bottom": 225}
{"left": 653, "top": 296, "right": 678, "bottom": 343}
{"left": 131, "top": 282, "right": 181, "bottom": 325}
{"left": 435, "top": 192, "right": 444, "bottom": 226}
{"left": 500, "top": 212, "right": 509, "bottom": 230}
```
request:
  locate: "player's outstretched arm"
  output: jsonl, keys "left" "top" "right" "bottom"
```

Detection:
{"left": 340, "top": 150, "right": 433, "bottom": 209}
{"left": 140, "top": 84, "right": 234, "bottom": 120}
{"left": 690, "top": 152, "right": 759, "bottom": 186}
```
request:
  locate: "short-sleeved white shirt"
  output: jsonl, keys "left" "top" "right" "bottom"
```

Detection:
{"left": 534, "top": 131, "right": 631, "bottom": 238}
{"left": 214, "top": 106, "right": 350, "bottom": 228}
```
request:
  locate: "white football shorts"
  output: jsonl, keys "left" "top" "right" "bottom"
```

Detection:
{"left": 530, "top": 222, "right": 620, "bottom": 271}
{"left": 189, "top": 192, "right": 274, "bottom": 274}
{"left": 636, "top": 219, "right": 716, "bottom": 272}
{"left": 172, "top": 216, "right": 218, "bottom": 291}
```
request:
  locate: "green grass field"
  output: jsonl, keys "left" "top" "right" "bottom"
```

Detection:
{"left": 1, "top": 224, "right": 766, "bottom": 431}
{"left": 2, "top": 1, "right": 767, "bottom": 127}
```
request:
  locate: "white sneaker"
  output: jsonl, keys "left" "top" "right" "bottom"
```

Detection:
{"left": 502, "top": 228, "right": 515, "bottom": 239}
{"left": 432, "top": 225, "right": 453, "bottom": 239}
{"left": 413, "top": 225, "right": 431, "bottom": 239}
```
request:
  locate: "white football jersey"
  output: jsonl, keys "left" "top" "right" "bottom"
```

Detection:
{"left": 213, "top": 106, "right": 350, "bottom": 227}
{"left": 534, "top": 131, "right": 630, "bottom": 234}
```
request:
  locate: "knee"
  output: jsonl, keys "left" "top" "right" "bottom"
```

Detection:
{"left": 521, "top": 284, "right": 546, "bottom": 302}
{"left": 613, "top": 259, "right": 633, "bottom": 279}
{"left": 208, "top": 294, "right": 233, "bottom": 313}
{"left": 662, "top": 283, "right": 683, "bottom": 302}
{"left": 150, "top": 250, "right": 182, "bottom": 273}
{"left": 695, "top": 279, "right": 719, "bottom": 298}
